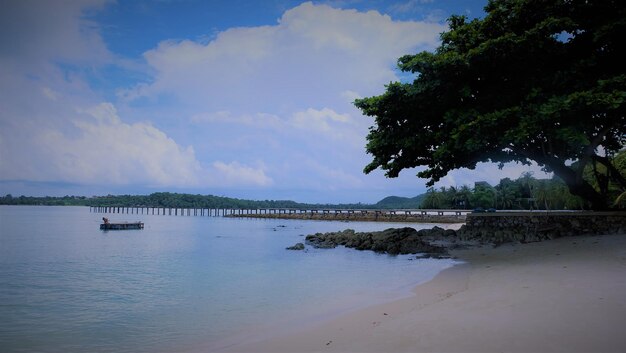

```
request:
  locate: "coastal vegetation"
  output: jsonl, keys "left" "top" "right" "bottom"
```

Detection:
{"left": 0, "top": 192, "right": 397, "bottom": 210}
{"left": 355, "top": 0, "right": 626, "bottom": 209}
{"left": 0, "top": 192, "right": 366, "bottom": 209}
{"left": 2, "top": 169, "right": 623, "bottom": 210}
{"left": 421, "top": 172, "right": 587, "bottom": 210}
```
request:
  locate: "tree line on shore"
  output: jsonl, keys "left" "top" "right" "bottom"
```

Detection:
{"left": 422, "top": 173, "right": 582, "bottom": 210}
{"left": 2, "top": 169, "right": 623, "bottom": 210}
{"left": 0, "top": 192, "right": 372, "bottom": 210}
{"left": 424, "top": 169, "right": 626, "bottom": 210}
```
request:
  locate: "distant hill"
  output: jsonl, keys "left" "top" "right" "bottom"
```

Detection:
{"left": 1, "top": 192, "right": 427, "bottom": 210}
{"left": 374, "top": 194, "right": 425, "bottom": 209}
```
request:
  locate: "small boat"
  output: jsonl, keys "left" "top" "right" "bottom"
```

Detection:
{"left": 100, "top": 218, "right": 144, "bottom": 230}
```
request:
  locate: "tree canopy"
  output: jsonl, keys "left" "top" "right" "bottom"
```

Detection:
{"left": 420, "top": 173, "right": 590, "bottom": 210}
{"left": 355, "top": 0, "right": 626, "bottom": 209}
{"left": 0, "top": 192, "right": 374, "bottom": 210}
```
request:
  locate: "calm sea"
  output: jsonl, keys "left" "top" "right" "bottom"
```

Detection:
{"left": 0, "top": 206, "right": 457, "bottom": 352}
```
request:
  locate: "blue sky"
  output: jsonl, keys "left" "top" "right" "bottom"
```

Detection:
{"left": 0, "top": 0, "right": 550, "bottom": 203}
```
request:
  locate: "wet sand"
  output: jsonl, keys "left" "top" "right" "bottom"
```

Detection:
{"left": 219, "top": 233, "right": 626, "bottom": 353}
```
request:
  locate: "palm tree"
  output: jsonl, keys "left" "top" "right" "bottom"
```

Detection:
{"left": 457, "top": 185, "right": 472, "bottom": 209}
{"left": 495, "top": 177, "right": 522, "bottom": 210}
{"left": 422, "top": 187, "right": 444, "bottom": 209}
{"left": 519, "top": 171, "right": 537, "bottom": 209}
{"left": 534, "top": 180, "right": 552, "bottom": 210}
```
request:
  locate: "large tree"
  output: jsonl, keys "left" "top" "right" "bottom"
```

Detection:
{"left": 355, "top": 0, "right": 626, "bottom": 209}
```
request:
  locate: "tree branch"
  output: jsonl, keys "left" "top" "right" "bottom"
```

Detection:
{"left": 576, "top": 126, "right": 613, "bottom": 182}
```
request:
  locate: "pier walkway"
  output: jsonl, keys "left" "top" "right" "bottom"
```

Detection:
{"left": 90, "top": 206, "right": 470, "bottom": 223}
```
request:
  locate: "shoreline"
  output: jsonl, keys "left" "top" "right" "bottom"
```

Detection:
{"left": 225, "top": 213, "right": 466, "bottom": 223}
{"left": 203, "top": 249, "right": 460, "bottom": 353}
{"left": 219, "top": 233, "right": 626, "bottom": 353}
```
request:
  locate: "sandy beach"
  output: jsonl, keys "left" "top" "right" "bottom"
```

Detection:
{"left": 220, "top": 233, "right": 626, "bottom": 353}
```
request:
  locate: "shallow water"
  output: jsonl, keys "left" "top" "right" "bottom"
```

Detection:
{"left": 0, "top": 205, "right": 456, "bottom": 353}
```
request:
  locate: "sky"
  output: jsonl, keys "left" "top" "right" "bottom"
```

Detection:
{"left": 0, "top": 0, "right": 551, "bottom": 204}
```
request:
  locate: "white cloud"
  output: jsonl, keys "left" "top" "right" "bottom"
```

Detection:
{"left": 0, "top": 98, "right": 279, "bottom": 189}
{"left": 340, "top": 90, "right": 362, "bottom": 103}
{"left": 190, "top": 106, "right": 364, "bottom": 148}
{"left": 119, "top": 2, "right": 447, "bottom": 196}
{"left": 191, "top": 111, "right": 283, "bottom": 129}
{"left": 16, "top": 103, "right": 203, "bottom": 186}
{"left": 128, "top": 2, "right": 445, "bottom": 112}
{"left": 0, "top": 1, "right": 455, "bottom": 200}
{"left": 192, "top": 107, "right": 355, "bottom": 135}
{"left": 290, "top": 108, "right": 352, "bottom": 133}
{"left": 114, "top": 3, "right": 448, "bottom": 196}
{"left": 284, "top": 107, "right": 365, "bottom": 150}
{"left": 212, "top": 161, "right": 273, "bottom": 187}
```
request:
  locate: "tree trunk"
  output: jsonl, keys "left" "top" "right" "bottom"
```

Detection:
{"left": 540, "top": 157, "right": 609, "bottom": 210}
{"left": 593, "top": 155, "right": 626, "bottom": 190}
{"left": 566, "top": 181, "right": 608, "bottom": 210}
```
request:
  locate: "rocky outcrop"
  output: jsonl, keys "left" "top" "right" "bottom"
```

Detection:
{"left": 286, "top": 243, "right": 305, "bottom": 250}
{"left": 305, "top": 227, "right": 448, "bottom": 256}
{"left": 295, "top": 212, "right": 626, "bottom": 255}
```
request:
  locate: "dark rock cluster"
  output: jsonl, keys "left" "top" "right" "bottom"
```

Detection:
{"left": 304, "top": 227, "right": 449, "bottom": 256}
{"left": 286, "top": 212, "right": 626, "bottom": 255}
{"left": 286, "top": 242, "right": 305, "bottom": 250}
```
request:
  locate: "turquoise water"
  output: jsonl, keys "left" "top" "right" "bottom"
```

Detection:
{"left": 0, "top": 206, "right": 456, "bottom": 352}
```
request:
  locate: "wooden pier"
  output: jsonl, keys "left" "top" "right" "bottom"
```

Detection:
{"left": 90, "top": 206, "right": 470, "bottom": 223}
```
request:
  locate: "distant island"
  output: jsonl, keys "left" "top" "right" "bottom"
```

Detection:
{"left": 1, "top": 172, "right": 617, "bottom": 210}
{"left": 0, "top": 192, "right": 422, "bottom": 210}
{"left": 0, "top": 172, "right": 612, "bottom": 210}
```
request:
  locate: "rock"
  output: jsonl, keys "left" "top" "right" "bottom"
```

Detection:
{"left": 303, "top": 214, "right": 626, "bottom": 254}
{"left": 286, "top": 243, "right": 305, "bottom": 251}
{"left": 305, "top": 227, "right": 446, "bottom": 255}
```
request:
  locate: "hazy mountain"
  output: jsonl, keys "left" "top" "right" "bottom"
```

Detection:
{"left": 374, "top": 194, "right": 425, "bottom": 209}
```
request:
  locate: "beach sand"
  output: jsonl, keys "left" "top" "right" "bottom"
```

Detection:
{"left": 219, "top": 233, "right": 626, "bottom": 353}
